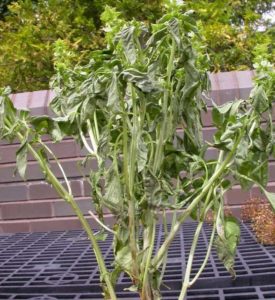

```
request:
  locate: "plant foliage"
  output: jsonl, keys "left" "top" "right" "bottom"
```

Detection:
{"left": 0, "top": 3, "right": 274, "bottom": 299}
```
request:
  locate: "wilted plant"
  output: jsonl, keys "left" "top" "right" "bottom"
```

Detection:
{"left": 0, "top": 3, "right": 274, "bottom": 299}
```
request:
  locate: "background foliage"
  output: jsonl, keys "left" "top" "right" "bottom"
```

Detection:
{"left": 0, "top": 0, "right": 274, "bottom": 92}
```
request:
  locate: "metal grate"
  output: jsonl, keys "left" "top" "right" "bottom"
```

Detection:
{"left": 0, "top": 286, "right": 275, "bottom": 299}
{"left": 0, "top": 222, "right": 274, "bottom": 299}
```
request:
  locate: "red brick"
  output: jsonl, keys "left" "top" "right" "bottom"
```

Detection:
{"left": 12, "top": 92, "right": 30, "bottom": 110}
{"left": 0, "top": 139, "right": 80, "bottom": 164}
{"left": 53, "top": 198, "right": 94, "bottom": 217}
{"left": 268, "top": 162, "right": 275, "bottom": 181}
{"left": 226, "top": 187, "right": 251, "bottom": 205}
{"left": 0, "top": 144, "right": 17, "bottom": 163}
{"left": 0, "top": 158, "right": 96, "bottom": 183}
{"left": 46, "top": 139, "right": 78, "bottom": 159}
{"left": 201, "top": 110, "right": 213, "bottom": 127}
{"left": 29, "top": 180, "right": 83, "bottom": 200}
{"left": 30, "top": 217, "right": 81, "bottom": 232}
{"left": 202, "top": 127, "right": 216, "bottom": 142}
{"left": 0, "top": 183, "right": 28, "bottom": 202}
{"left": 205, "top": 148, "right": 218, "bottom": 160}
{"left": 83, "top": 180, "right": 91, "bottom": 196}
{"left": 28, "top": 90, "right": 48, "bottom": 110}
{"left": 28, "top": 214, "right": 115, "bottom": 232}
{"left": 0, "top": 220, "right": 31, "bottom": 233}
{"left": 235, "top": 70, "right": 254, "bottom": 89}
{"left": 1, "top": 201, "right": 53, "bottom": 220}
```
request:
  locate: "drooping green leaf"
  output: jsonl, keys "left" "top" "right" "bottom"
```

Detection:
{"left": 95, "top": 231, "right": 108, "bottom": 241}
{"left": 167, "top": 18, "right": 181, "bottom": 48}
{"left": 16, "top": 141, "right": 28, "bottom": 180}
{"left": 137, "top": 136, "right": 148, "bottom": 172}
{"left": 115, "top": 246, "right": 132, "bottom": 273}
{"left": 122, "top": 68, "right": 160, "bottom": 93}
{"left": 124, "top": 285, "right": 138, "bottom": 292}
{"left": 97, "top": 129, "right": 110, "bottom": 158}
{"left": 214, "top": 101, "right": 233, "bottom": 114}
{"left": 235, "top": 138, "right": 249, "bottom": 166}
{"left": 107, "top": 71, "right": 120, "bottom": 109}
{"left": 224, "top": 216, "right": 241, "bottom": 254}
{"left": 31, "top": 115, "right": 64, "bottom": 142}
{"left": 251, "top": 85, "right": 269, "bottom": 114}
{"left": 212, "top": 107, "right": 224, "bottom": 128}
{"left": 120, "top": 25, "right": 137, "bottom": 65}
{"left": 103, "top": 168, "right": 123, "bottom": 213}
{"left": 215, "top": 216, "right": 240, "bottom": 278}
{"left": 110, "top": 265, "right": 123, "bottom": 287}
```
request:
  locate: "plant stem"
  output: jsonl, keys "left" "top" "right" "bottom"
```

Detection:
{"left": 158, "top": 211, "right": 169, "bottom": 287}
{"left": 178, "top": 221, "right": 203, "bottom": 300}
{"left": 121, "top": 85, "right": 139, "bottom": 281}
{"left": 6, "top": 119, "right": 117, "bottom": 299}
{"left": 38, "top": 139, "right": 72, "bottom": 194}
{"left": 153, "top": 38, "right": 175, "bottom": 173}
{"left": 188, "top": 221, "right": 216, "bottom": 286}
{"left": 78, "top": 121, "right": 95, "bottom": 155}
{"left": 87, "top": 119, "right": 98, "bottom": 152}
{"left": 179, "top": 197, "right": 213, "bottom": 300}
{"left": 141, "top": 218, "right": 156, "bottom": 299}
{"left": 152, "top": 137, "right": 241, "bottom": 269}
{"left": 88, "top": 210, "right": 116, "bottom": 235}
{"left": 30, "top": 146, "right": 116, "bottom": 299}
{"left": 93, "top": 111, "right": 100, "bottom": 141}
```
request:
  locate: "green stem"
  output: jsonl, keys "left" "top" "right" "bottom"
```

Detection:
{"left": 38, "top": 139, "right": 72, "bottom": 195}
{"left": 141, "top": 218, "right": 156, "bottom": 299}
{"left": 179, "top": 196, "right": 213, "bottom": 300}
{"left": 158, "top": 211, "right": 169, "bottom": 287}
{"left": 87, "top": 119, "right": 98, "bottom": 152}
{"left": 121, "top": 86, "right": 139, "bottom": 280}
{"left": 188, "top": 221, "right": 216, "bottom": 286}
{"left": 88, "top": 210, "right": 116, "bottom": 235}
{"left": 6, "top": 120, "right": 117, "bottom": 299}
{"left": 29, "top": 145, "right": 117, "bottom": 299}
{"left": 78, "top": 120, "right": 95, "bottom": 156}
{"left": 152, "top": 136, "right": 241, "bottom": 269}
{"left": 93, "top": 111, "right": 100, "bottom": 141}
{"left": 129, "top": 85, "right": 139, "bottom": 279}
{"left": 153, "top": 38, "right": 176, "bottom": 173}
{"left": 179, "top": 221, "right": 204, "bottom": 300}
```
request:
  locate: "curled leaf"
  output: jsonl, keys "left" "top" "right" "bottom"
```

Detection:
{"left": 215, "top": 216, "right": 240, "bottom": 278}
{"left": 16, "top": 141, "right": 28, "bottom": 180}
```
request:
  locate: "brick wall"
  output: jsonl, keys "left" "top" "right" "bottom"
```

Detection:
{"left": 0, "top": 70, "right": 274, "bottom": 232}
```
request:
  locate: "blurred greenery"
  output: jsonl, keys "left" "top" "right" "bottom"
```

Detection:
{"left": 0, "top": 0, "right": 273, "bottom": 92}
{"left": 185, "top": 0, "right": 274, "bottom": 72}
